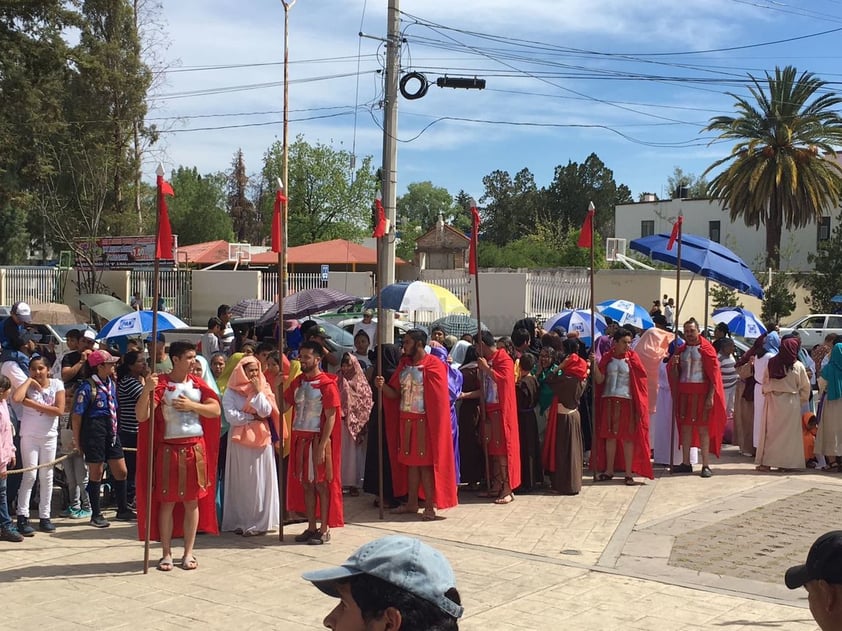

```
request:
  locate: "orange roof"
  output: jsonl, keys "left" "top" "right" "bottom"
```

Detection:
{"left": 178, "top": 240, "right": 231, "bottom": 265}
{"left": 251, "top": 239, "right": 405, "bottom": 265}
{"left": 178, "top": 239, "right": 405, "bottom": 267}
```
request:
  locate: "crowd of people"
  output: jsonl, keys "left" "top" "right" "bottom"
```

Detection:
{"left": 1, "top": 298, "right": 841, "bottom": 572}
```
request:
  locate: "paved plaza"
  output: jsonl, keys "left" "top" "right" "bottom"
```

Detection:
{"left": 3, "top": 447, "right": 837, "bottom": 630}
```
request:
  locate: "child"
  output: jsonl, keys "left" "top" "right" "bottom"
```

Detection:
{"left": 0, "top": 376, "right": 23, "bottom": 542}
{"left": 59, "top": 413, "right": 92, "bottom": 520}
{"left": 13, "top": 355, "right": 65, "bottom": 534}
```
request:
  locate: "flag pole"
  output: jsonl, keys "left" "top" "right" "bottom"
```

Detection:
{"left": 468, "top": 199, "right": 490, "bottom": 492}
{"left": 274, "top": 179, "right": 287, "bottom": 542}
{"left": 587, "top": 202, "right": 597, "bottom": 482}
{"left": 143, "top": 163, "right": 165, "bottom": 573}
{"left": 375, "top": 210, "right": 385, "bottom": 520}
{"left": 669, "top": 214, "right": 683, "bottom": 473}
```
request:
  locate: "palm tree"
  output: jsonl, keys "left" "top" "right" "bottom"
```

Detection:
{"left": 704, "top": 66, "right": 842, "bottom": 269}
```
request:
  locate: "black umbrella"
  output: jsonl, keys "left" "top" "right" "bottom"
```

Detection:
{"left": 258, "top": 288, "right": 358, "bottom": 324}
{"left": 430, "top": 314, "right": 489, "bottom": 337}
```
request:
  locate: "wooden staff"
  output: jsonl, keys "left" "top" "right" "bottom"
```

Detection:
{"left": 468, "top": 199, "right": 490, "bottom": 491}
{"left": 376, "top": 231, "right": 385, "bottom": 520}
{"left": 588, "top": 204, "right": 598, "bottom": 482}
{"left": 669, "top": 215, "right": 683, "bottom": 472}
{"left": 275, "top": 179, "right": 287, "bottom": 542}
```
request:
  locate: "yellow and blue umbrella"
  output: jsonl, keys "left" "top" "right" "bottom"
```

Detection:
{"left": 366, "top": 281, "right": 469, "bottom": 314}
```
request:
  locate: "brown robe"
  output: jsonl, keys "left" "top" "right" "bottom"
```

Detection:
{"left": 457, "top": 362, "right": 484, "bottom": 485}
{"left": 516, "top": 374, "right": 542, "bottom": 491}
{"left": 543, "top": 372, "right": 586, "bottom": 495}
{"left": 735, "top": 363, "right": 756, "bottom": 456}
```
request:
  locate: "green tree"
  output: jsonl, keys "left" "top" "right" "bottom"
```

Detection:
{"left": 397, "top": 181, "right": 454, "bottom": 231}
{"left": 227, "top": 149, "right": 256, "bottom": 243}
{"left": 805, "top": 221, "right": 842, "bottom": 313}
{"left": 480, "top": 168, "right": 541, "bottom": 246}
{"left": 257, "top": 136, "right": 378, "bottom": 246}
{"left": 709, "top": 283, "right": 743, "bottom": 310}
{"left": 168, "top": 167, "right": 233, "bottom": 246}
{"left": 666, "top": 166, "right": 708, "bottom": 199}
{"left": 761, "top": 272, "right": 796, "bottom": 325}
{"left": 704, "top": 66, "right": 842, "bottom": 269}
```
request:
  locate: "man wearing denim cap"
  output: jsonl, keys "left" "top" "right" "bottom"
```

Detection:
{"left": 302, "top": 534, "right": 463, "bottom": 630}
{"left": 785, "top": 530, "right": 842, "bottom": 631}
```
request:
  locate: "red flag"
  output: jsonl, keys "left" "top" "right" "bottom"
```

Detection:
{"left": 667, "top": 215, "right": 683, "bottom": 251}
{"left": 577, "top": 202, "right": 595, "bottom": 249}
{"left": 468, "top": 198, "right": 480, "bottom": 275}
{"left": 372, "top": 192, "right": 387, "bottom": 238}
{"left": 155, "top": 174, "right": 175, "bottom": 260}
{"left": 271, "top": 186, "right": 287, "bottom": 253}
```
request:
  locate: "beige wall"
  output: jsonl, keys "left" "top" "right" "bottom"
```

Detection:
{"left": 191, "top": 270, "right": 262, "bottom": 325}
{"left": 61, "top": 270, "right": 132, "bottom": 309}
{"left": 328, "top": 272, "right": 375, "bottom": 298}
{"left": 476, "top": 272, "right": 529, "bottom": 334}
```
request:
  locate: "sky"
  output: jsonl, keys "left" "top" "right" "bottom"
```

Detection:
{"left": 147, "top": 0, "right": 842, "bottom": 204}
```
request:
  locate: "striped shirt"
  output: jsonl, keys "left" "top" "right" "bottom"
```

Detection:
{"left": 117, "top": 375, "right": 144, "bottom": 434}
{"left": 719, "top": 355, "right": 739, "bottom": 392}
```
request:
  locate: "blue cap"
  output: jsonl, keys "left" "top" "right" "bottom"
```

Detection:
{"left": 301, "top": 535, "right": 463, "bottom": 619}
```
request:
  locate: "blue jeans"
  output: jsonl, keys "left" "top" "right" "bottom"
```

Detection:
{"left": 0, "top": 475, "right": 12, "bottom": 530}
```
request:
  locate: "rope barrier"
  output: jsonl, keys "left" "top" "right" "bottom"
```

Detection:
{"left": 3, "top": 447, "right": 138, "bottom": 475}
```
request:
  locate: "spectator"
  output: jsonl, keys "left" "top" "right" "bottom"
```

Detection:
{"left": 305, "top": 325, "right": 339, "bottom": 368}
{"left": 51, "top": 329, "right": 81, "bottom": 380}
{"left": 200, "top": 318, "right": 223, "bottom": 360}
{"left": 130, "top": 292, "right": 142, "bottom": 310}
{"left": 218, "top": 305, "right": 235, "bottom": 355}
{"left": 785, "top": 531, "right": 842, "bottom": 631}
{"left": 61, "top": 329, "right": 95, "bottom": 392}
{"left": 146, "top": 333, "right": 171, "bottom": 373}
{"left": 352, "top": 309, "right": 377, "bottom": 348}
{"left": 0, "top": 375, "right": 22, "bottom": 542}
{"left": 2, "top": 302, "right": 31, "bottom": 351}
{"left": 210, "top": 352, "right": 226, "bottom": 380}
{"left": 117, "top": 351, "right": 147, "bottom": 510}
{"left": 302, "top": 534, "right": 463, "bottom": 630}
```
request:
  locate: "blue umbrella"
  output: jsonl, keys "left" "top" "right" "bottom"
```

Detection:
{"left": 543, "top": 309, "right": 607, "bottom": 345}
{"left": 629, "top": 233, "right": 764, "bottom": 299}
{"left": 98, "top": 310, "right": 188, "bottom": 340}
{"left": 597, "top": 299, "right": 654, "bottom": 330}
{"left": 711, "top": 307, "right": 767, "bottom": 338}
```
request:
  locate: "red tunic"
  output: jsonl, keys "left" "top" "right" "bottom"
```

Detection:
{"left": 669, "top": 338, "right": 727, "bottom": 456}
{"left": 284, "top": 372, "right": 344, "bottom": 528}
{"left": 384, "top": 353, "right": 458, "bottom": 509}
{"left": 480, "top": 349, "right": 521, "bottom": 490}
{"left": 136, "top": 374, "right": 221, "bottom": 541}
{"left": 593, "top": 350, "right": 653, "bottom": 479}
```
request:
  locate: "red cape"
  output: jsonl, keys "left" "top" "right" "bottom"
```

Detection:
{"left": 136, "top": 374, "right": 221, "bottom": 541}
{"left": 593, "top": 350, "right": 653, "bottom": 479}
{"left": 669, "top": 337, "right": 727, "bottom": 456}
{"left": 486, "top": 348, "right": 521, "bottom": 490}
{"left": 285, "top": 372, "right": 344, "bottom": 528}
{"left": 384, "top": 353, "right": 458, "bottom": 509}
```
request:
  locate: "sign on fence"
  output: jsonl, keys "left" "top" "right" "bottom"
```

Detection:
{"left": 74, "top": 236, "right": 178, "bottom": 270}
{"left": 320, "top": 264, "right": 329, "bottom": 281}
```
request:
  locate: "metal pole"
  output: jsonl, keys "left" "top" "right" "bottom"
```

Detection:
{"left": 376, "top": 233, "right": 385, "bottom": 520}
{"left": 588, "top": 207, "right": 597, "bottom": 482}
{"left": 277, "top": 0, "right": 296, "bottom": 543}
{"left": 380, "top": 0, "right": 400, "bottom": 343}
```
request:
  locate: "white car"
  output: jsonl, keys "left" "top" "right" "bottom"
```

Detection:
{"left": 779, "top": 314, "right": 842, "bottom": 350}
{"left": 338, "top": 317, "right": 422, "bottom": 344}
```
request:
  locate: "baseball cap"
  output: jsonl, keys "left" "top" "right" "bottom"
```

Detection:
{"left": 11, "top": 302, "right": 31, "bottom": 323}
{"left": 785, "top": 531, "right": 842, "bottom": 589}
{"left": 309, "top": 325, "right": 331, "bottom": 340}
{"left": 88, "top": 350, "right": 118, "bottom": 367}
{"left": 82, "top": 329, "right": 97, "bottom": 341}
{"left": 302, "top": 535, "right": 463, "bottom": 619}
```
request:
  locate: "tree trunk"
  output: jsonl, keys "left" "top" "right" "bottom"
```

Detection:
{"left": 766, "top": 189, "right": 782, "bottom": 270}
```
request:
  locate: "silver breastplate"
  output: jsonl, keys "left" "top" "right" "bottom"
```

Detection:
{"left": 293, "top": 380, "right": 324, "bottom": 432}
{"left": 679, "top": 345, "right": 706, "bottom": 383}
{"left": 603, "top": 357, "right": 631, "bottom": 399}
{"left": 161, "top": 382, "right": 204, "bottom": 439}
{"left": 484, "top": 368, "right": 499, "bottom": 404}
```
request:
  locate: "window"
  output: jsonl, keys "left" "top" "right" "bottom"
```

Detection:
{"left": 641, "top": 220, "right": 654, "bottom": 237}
{"left": 818, "top": 217, "right": 831, "bottom": 242}
{"left": 709, "top": 220, "right": 721, "bottom": 243}
{"left": 800, "top": 316, "right": 825, "bottom": 330}
{"left": 827, "top": 316, "right": 842, "bottom": 329}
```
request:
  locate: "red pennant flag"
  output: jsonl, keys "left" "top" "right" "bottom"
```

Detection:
{"left": 468, "top": 198, "right": 480, "bottom": 275}
{"left": 577, "top": 202, "right": 595, "bottom": 249}
{"left": 372, "top": 192, "right": 387, "bottom": 238}
{"left": 156, "top": 173, "right": 175, "bottom": 260}
{"left": 271, "top": 183, "right": 287, "bottom": 253}
{"left": 667, "top": 215, "right": 683, "bottom": 251}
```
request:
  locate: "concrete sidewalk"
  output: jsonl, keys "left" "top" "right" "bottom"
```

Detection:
{"left": 2, "top": 448, "right": 834, "bottom": 630}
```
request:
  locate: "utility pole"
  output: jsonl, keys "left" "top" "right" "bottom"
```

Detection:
{"left": 379, "top": 0, "right": 400, "bottom": 343}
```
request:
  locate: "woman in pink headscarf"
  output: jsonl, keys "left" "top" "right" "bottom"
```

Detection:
{"left": 338, "top": 353, "right": 373, "bottom": 497}
{"left": 221, "top": 355, "right": 283, "bottom": 535}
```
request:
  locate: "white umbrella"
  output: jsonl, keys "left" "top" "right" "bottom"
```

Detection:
{"left": 98, "top": 310, "right": 188, "bottom": 340}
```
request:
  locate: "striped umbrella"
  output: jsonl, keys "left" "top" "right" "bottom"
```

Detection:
{"left": 543, "top": 309, "right": 607, "bottom": 345}
{"left": 230, "top": 298, "right": 274, "bottom": 319}
{"left": 365, "top": 281, "right": 469, "bottom": 314}
{"left": 712, "top": 307, "right": 766, "bottom": 338}
{"left": 98, "top": 310, "right": 188, "bottom": 340}
{"left": 430, "top": 314, "right": 489, "bottom": 337}
{"left": 597, "top": 299, "right": 654, "bottom": 330}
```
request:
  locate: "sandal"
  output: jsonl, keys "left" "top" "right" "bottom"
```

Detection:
{"left": 294, "top": 528, "right": 318, "bottom": 542}
{"left": 494, "top": 493, "right": 514, "bottom": 505}
{"left": 755, "top": 465, "right": 772, "bottom": 472}
{"left": 624, "top": 477, "right": 636, "bottom": 486}
{"left": 180, "top": 556, "right": 198, "bottom": 571}
{"left": 597, "top": 473, "right": 614, "bottom": 482}
{"left": 390, "top": 504, "right": 419, "bottom": 515}
{"left": 421, "top": 509, "right": 437, "bottom": 521}
{"left": 157, "top": 556, "right": 174, "bottom": 572}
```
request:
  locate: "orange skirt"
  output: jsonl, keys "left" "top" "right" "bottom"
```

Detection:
{"left": 397, "top": 412, "right": 433, "bottom": 466}
{"left": 291, "top": 430, "right": 333, "bottom": 484}
{"left": 481, "top": 405, "right": 507, "bottom": 456}
{"left": 154, "top": 439, "right": 209, "bottom": 502}
{"left": 676, "top": 383, "right": 711, "bottom": 427}
{"left": 598, "top": 397, "right": 637, "bottom": 441}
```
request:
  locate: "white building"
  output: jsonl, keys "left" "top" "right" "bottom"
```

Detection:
{"left": 613, "top": 196, "right": 834, "bottom": 272}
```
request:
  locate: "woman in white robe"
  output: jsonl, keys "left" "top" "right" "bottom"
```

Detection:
{"left": 753, "top": 332, "right": 780, "bottom": 448}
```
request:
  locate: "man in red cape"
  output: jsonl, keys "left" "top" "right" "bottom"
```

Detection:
{"left": 592, "top": 328, "right": 653, "bottom": 485}
{"left": 669, "top": 319, "right": 726, "bottom": 478}
{"left": 135, "top": 341, "right": 221, "bottom": 572}
{"left": 476, "top": 331, "right": 521, "bottom": 504}
{"left": 376, "top": 329, "right": 457, "bottom": 520}
{"left": 284, "top": 341, "right": 344, "bottom": 544}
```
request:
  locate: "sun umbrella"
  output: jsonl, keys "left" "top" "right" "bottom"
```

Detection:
{"left": 230, "top": 298, "right": 274, "bottom": 320}
{"left": 98, "top": 310, "right": 188, "bottom": 340}
{"left": 29, "top": 302, "right": 88, "bottom": 325}
{"left": 258, "top": 288, "right": 358, "bottom": 324}
{"left": 364, "top": 281, "right": 469, "bottom": 314}
{"left": 77, "top": 293, "right": 135, "bottom": 322}
{"left": 430, "top": 314, "right": 489, "bottom": 337}
{"left": 597, "top": 299, "right": 654, "bottom": 330}
{"left": 629, "top": 233, "right": 764, "bottom": 299}
{"left": 711, "top": 307, "right": 767, "bottom": 338}
{"left": 543, "top": 309, "right": 607, "bottom": 344}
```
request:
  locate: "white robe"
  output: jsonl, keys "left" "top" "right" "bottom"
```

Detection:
{"left": 221, "top": 388, "right": 280, "bottom": 534}
{"left": 756, "top": 362, "right": 810, "bottom": 469}
{"left": 753, "top": 354, "right": 775, "bottom": 448}
{"left": 652, "top": 362, "right": 699, "bottom": 466}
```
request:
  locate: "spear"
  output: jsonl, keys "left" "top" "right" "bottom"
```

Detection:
{"left": 668, "top": 214, "right": 683, "bottom": 472}
{"left": 271, "top": 177, "right": 287, "bottom": 541}
{"left": 468, "top": 198, "right": 490, "bottom": 491}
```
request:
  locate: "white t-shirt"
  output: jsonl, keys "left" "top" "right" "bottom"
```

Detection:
{"left": 19, "top": 378, "right": 64, "bottom": 439}
{"left": 200, "top": 332, "right": 220, "bottom": 359}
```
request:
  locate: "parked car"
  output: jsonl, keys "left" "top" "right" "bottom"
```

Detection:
{"left": 337, "top": 316, "right": 420, "bottom": 344}
{"left": 0, "top": 317, "right": 96, "bottom": 356}
{"left": 779, "top": 314, "right": 842, "bottom": 350}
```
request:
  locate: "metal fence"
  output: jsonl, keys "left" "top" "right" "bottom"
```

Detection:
{"left": 526, "top": 269, "right": 591, "bottom": 318}
{"left": 130, "top": 269, "right": 192, "bottom": 321}
{"left": 261, "top": 272, "right": 326, "bottom": 300}
{"left": 3, "top": 267, "right": 67, "bottom": 305}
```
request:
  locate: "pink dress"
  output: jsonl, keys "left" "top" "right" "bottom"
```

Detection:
{"left": 0, "top": 400, "right": 14, "bottom": 473}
